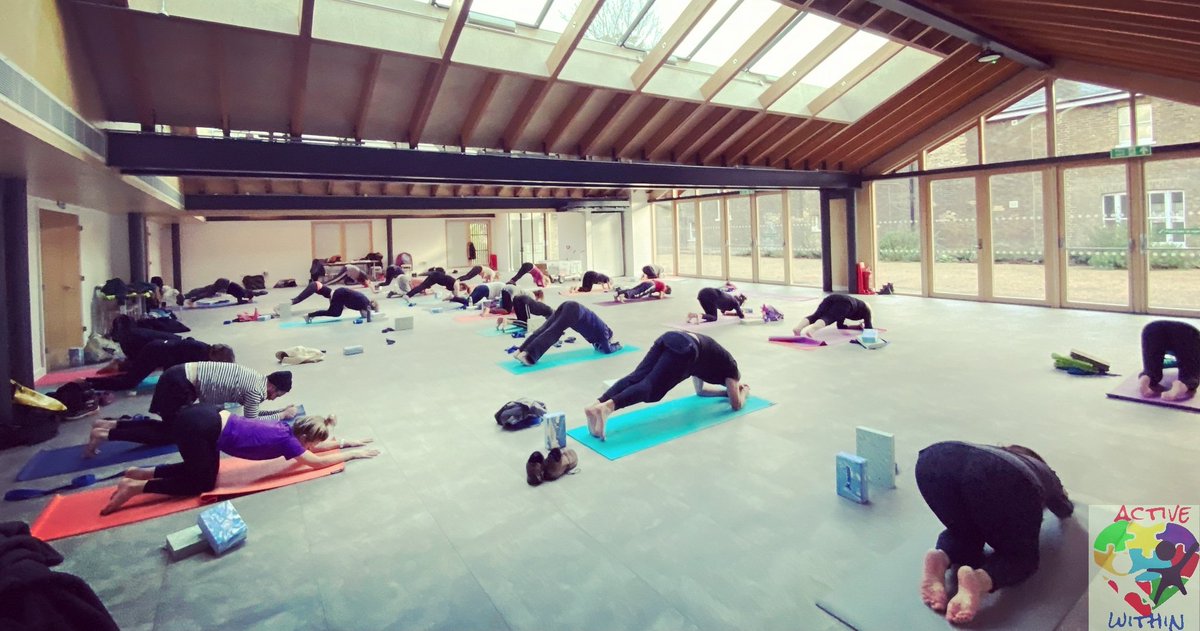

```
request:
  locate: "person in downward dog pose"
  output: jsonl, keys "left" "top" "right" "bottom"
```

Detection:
{"left": 508, "top": 262, "right": 548, "bottom": 287}
{"left": 687, "top": 287, "right": 747, "bottom": 324}
{"left": 564, "top": 271, "right": 612, "bottom": 294}
{"left": 403, "top": 269, "right": 460, "bottom": 303}
{"left": 584, "top": 331, "right": 747, "bottom": 439}
{"left": 306, "top": 287, "right": 379, "bottom": 323}
{"left": 792, "top": 293, "right": 873, "bottom": 337}
{"left": 640, "top": 263, "right": 665, "bottom": 280}
{"left": 615, "top": 279, "right": 671, "bottom": 302}
{"left": 324, "top": 264, "right": 369, "bottom": 287}
{"left": 1138, "top": 320, "right": 1200, "bottom": 401}
{"left": 290, "top": 280, "right": 333, "bottom": 305}
{"left": 457, "top": 265, "right": 499, "bottom": 283}
{"left": 915, "top": 441, "right": 1074, "bottom": 625}
{"left": 98, "top": 406, "right": 379, "bottom": 515}
{"left": 498, "top": 294, "right": 554, "bottom": 330}
{"left": 374, "top": 266, "right": 413, "bottom": 296}
{"left": 513, "top": 301, "right": 621, "bottom": 366}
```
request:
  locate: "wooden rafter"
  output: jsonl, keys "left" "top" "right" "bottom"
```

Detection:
{"left": 548, "top": 0, "right": 605, "bottom": 77}
{"left": 676, "top": 109, "right": 748, "bottom": 163}
{"left": 542, "top": 87, "right": 594, "bottom": 152}
{"left": 501, "top": 79, "right": 550, "bottom": 151}
{"left": 758, "top": 24, "right": 856, "bottom": 108}
{"left": 460, "top": 73, "right": 501, "bottom": 149}
{"left": 577, "top": 94, "right": 637, "bottom": 157}
{"left": 807, "top": 41, "right": 904, "bottom": 116}
{"left": 744, "top": 118, "right": 819, "bottom": 165}
{"left": 408, "top": 0, "right": 473, "bottom": 148}
{"left": 614, "top": 99, "right": 676, "bottom": 158}
{"left": 352, "top": 53, "right": 383, "bottom": 142}
{"left": 209, "top": 31, "right": 230, "bottom": 134}
{"left": 700, "top": 5, "right": 797, "bottom": 100}
{"left": 645, "top": 105, "right": 714, "bottom": 160}
{"left": 632, "top": 0, "right": 720, "bottom": 90}
{"left": 113, "top": 11, "right": 155, "bottom": 130}
{"left": 288, "top": 0, "right": 316, "bottom": 137}
{"left": 722, "top": 116, "right": 793, "bottom": 165}
{"left": 694, "top": 111, "right": 769, "bottom": 163}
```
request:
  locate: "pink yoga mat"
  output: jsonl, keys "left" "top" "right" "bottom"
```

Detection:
{"left": 769, "top": 328, "right": 885, "bottom": 351}
{"left": 667, "top": 317, "right": 744, "bottom": 332}
{"left": 35, "top": 366, "right": 113, "bottom": 388}
{"left": 1107, "top": 369, "right": 1200, "bottom": 412}
{"left": 596, "top": 297, "right": 667, "bottom": 307}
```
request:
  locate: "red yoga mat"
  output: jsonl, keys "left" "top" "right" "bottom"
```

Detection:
{"left": 30, "top": 455, "right": 345, "bottom": 541}
{"left": 34, "top": 366, "right": 113, "bottom": 388}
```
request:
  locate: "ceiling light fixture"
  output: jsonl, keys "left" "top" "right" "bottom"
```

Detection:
{"left": 977, "top": 49, "right": 1002, "bottom": 64}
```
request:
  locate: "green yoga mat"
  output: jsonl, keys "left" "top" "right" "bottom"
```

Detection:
{"left": 498, "top": 345, "right": 639, "bottom": 374}
{"left": 567, "top": 395, "right": 774, "bottom": 460}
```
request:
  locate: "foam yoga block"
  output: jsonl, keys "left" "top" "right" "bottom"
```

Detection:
{"left": 1107, "top": 368, "right": 1200, "bottom": 412}
{"left": 815, "top": 505, "right": 1092, "bottom": 631}
{"left": 165, "top": 525, "right": 207, "bottom": 561}
{"left": 394, "top": 315, "right": 414, "bottom": 331}
{"left": 567, "top": 395, "right": 775, "bottom": 460}
{"left": 498, "top": 345, "right": 639, "bottom": 375}
{"left": 343, "top": 345, "right": 364, "bottom": 356}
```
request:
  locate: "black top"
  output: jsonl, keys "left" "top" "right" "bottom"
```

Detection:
{"left": 119, "top": 327, "right": 180, "bottom": 360}
{"left": 690, "top": 333, "right": 740, "bottom": 384}
{"left": 709, "top": 288, "right": 745, "bottom": 318}
{"left": 593, "top": 272, "right": 611, "bottom": 284}
{"left": 942, "top": 441, "right": 1073, "bottom": 518}
{"left": 334, "top": 287, "right": 372, "bottom": 311}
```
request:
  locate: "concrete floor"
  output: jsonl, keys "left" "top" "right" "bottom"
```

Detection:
{"left": 1, "top": 278, "right": 1196, "bottom": 630}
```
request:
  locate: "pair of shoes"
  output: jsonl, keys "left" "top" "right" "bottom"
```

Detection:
{"left": 544, "top": 448, "right": 578, "bottom": 481}
{"left": 553, "top": 341, "right": 563, "bottom": 348}
{"left": 511, "top": 331, "right": 526, "bottom": 339}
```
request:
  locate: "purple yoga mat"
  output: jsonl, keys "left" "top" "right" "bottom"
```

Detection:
{"left": 1107, "top": 369, "right": 1200, "bottom": 412}
{"left": 667, "top": 317, "right": 743, "bottom": 332}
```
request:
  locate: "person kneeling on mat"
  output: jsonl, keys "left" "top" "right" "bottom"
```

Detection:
{"left": 1138, "top": 320, "right": 1200, "bottom": 401}
{"left": 640, "top": 263, "right": 664, "bottom": 280}
{"left": 584, "top": 331, "right": 748, "bottom": 440}
{"left": 305, "top": 287, "right": 379, "bottom": 323}
{"left": 565, "top": 271, "right": 612, "bottom": 294}
{"left": 916, "top": 441, "right": 1074, "bottom": 625}
{"left": 793, "top": 293, "right": 872, "bottom": 337}
{"left": 87, "top": 340, "right": 235, "bottom": 392}
{"left": 499, "top": 294, "right": 554, "bottom": 331}
{"left": 514, "top": 301, "right": 620, "bottom": 367}
{"left": 97, "top": 405, "right": 378, "bottom": 515}
{"left": 687, "top": 287, "right": 747, "bottom": 324}
{"left": 615, "top": 279, "right": 670, "bottom": 302}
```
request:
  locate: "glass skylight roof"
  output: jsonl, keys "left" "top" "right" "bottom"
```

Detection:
{"left": 689, "top": 0, "right": 781, "bottom": 66}
{"left": 433, "top": 0, "right": 551, "bottom": 27}
{"left": 801, "top": 30, "right": 888, "bottom": 88}
{"left": 673, "top": 0, "right": 738, "bottom": 59}
{"left": 623, "top": 0, "right": 693, "bottom": 51}
{"left": 584, "top": 0, "right": 653, "bottom": 45}
{"left": 748, "top": 13, "right": 840, "bottom": 78}
{"left": 539, "top": 0, "right": 584, "bottom": 34}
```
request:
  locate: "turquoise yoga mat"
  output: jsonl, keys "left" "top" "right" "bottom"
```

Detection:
{"left": 278, "top": 313, "right": 385, "bottom": 329}
{"left": 498, "top": 345, "right": 639, "bottom": 375}
{"left": 567, "top": 395, "right": 775, "bottom": 460}
{"left": 36, "top": 373, "right": 159, "bottom": 395}
{"left": 477, "top": 326, "right": 524, "bottom": 338}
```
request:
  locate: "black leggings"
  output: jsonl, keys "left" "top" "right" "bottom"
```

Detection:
{"left": 142, "top": 405, "right": 223, "bottom": 496}
{"left": 88, "top": 339, "right": 208, "bottom": 391}
{"left": 147, "top": 365, "right": 198, "bottom": 429}
{"left": 508, "top": 262, "right": 535, "bottom": 285}
{"left": 619, "top": 282, "right": 655, "bottom": 300}
{"left": 519, "top": 302, "right": 589, "bottom": 364}
{"left": 579, "top": 271, "right": 607, "bottom": 292}
{"left": 308, "top": 292, "right": 370, "bottom": 321}
{"left": 406, "top": 272, "right": 455, "bottom": 298}
{"left": 1141, "top": 320, "right": 1200, "bottom": 390}
{"left": 915, "top": 442, "right": 1043, "bottom": 589}
{"left": 291, "top": 282, "right": 333, "bottom": 305}
{"left": 805, "top": 294, "right": 867, "bottom": 329}
{"left": 697, "top": 287, "right": 741, "bottom": 322}
{"left": 513, "top": 295, "right": 552, "bottom": 325}
{"left": 642, "top": 265, "right": 662, "bottom": 279}
{"left": 600, "top": 332, "right": 697, "bottom": 410}
{"left": 457, "top": 266, "right": 484, "bottom": 282}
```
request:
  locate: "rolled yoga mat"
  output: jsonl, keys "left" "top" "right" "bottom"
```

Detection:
{"left": 16, "top": 441, "right": 178, "bottom": 482}
{"left": 566, "top": 395, "right": 775, "bottom": 460}
{"left": 30, "top": 454, "right": 345, "bottom": 541}
{"left": 814, "top": 505, "right": 1092, "bottom": 631}
{"left": 1107, "top": 368, "right": 1200, "bottom": 412}
{"left": 498, "top": 345, "right": 639, "bottom": 375}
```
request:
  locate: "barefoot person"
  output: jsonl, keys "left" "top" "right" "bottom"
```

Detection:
{"left": 687, "top": 287, "right": 747, "bottom": 324}
{"left": 513, "top": 301, "right": 621, "bottom": 366}
{"left": 374, "top": 266, "right": 413, "bottom": 296}
{"left": 793, "top": 293, "right": 873, "bottom": 337}
{"left": 1138, "top": 320, "right": 1200, "bottom": 401}
{"left": 584, "top": 331, "right": 747, "bottom": 440}
{"left": 98, "top": 405, "right": 378, "bottom": 515}
{"left": 456, "top": 265, "right": 499, "bottom": 283}
{"left": 403, "top": 269, "right": 460, "bottom": 303}
{"left": 499, "top": 294, "right": 553, "bottom": 330}
{"left": 305, "top": 287, "right": 379, "bottom": 323}
{"left": 614, "top": 279, "right": 671, "bottom": 302}
{"left": 87, "top": 340, "right": 235, "bottom": 391}
{"left": 565, "top": 271, "right": 612, "bottom": 294}
{"left": 507, "top": 262, "right": 548, "bottom": 287}
{"left": 290, "top": 280, "right": 333, "bottom": 305}
{"left": 915, "top": 441, "right": 1074, "bottom": 625}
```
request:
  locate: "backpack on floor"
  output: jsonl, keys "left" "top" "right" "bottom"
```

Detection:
{"left": 1, "top": 381, "right": 67, "bottom": 449}
{"left": 50, "top": 381, "right": 99, "bottom": 421}
{"left": 494, "top": 398, "right": 547, "bottom": 430}
{"left": 242, "top": 275, "right": 267, "bottom": 291}
{"left": 761, "top": 304, "right": 784, "bottom": 323}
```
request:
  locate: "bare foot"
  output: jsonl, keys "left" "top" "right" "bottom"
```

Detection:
{"left": 584, "top": 404, "right": 599, "bottom": 437}
{"left": 515, "top": 352, "right": 533, "bottom": 367}
{"left": 1162, "top": 381, "right": 1193, "bottom": 402}
{"left": 496, "top": 316, "right": 506, "bottom": 329}
{"left": 593, "top": 401, "right": 614, "bottom": 441}
{"left": 730, "top": 383, "right": 751, "bottom": 411}
{"left": 94, "top": 419, "right": 118, "bottom": 430}
{"left": 100, "top": 478, "right": 146, "bottom": 515}
{"left": 122, "top": 467, "right": 155, "bottom": 480}
{"left": 945, "top": 566, "right": 992, "bottom": 625}
{"left": 82, "top": 427, "right": 108, "bottom": 458}
{"left": 920, "top": 549, "right": 951, "bottom": 612}
{"left": 1139, "top": 375, "right": 1161, "bottom": 398}
{"left": 686, "top": 313, "right": 700, "bottom": 324}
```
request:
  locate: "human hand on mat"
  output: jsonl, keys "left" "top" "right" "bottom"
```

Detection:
{"left": 353, "top": 449, "right": 380, "bottom": 460}
{"left": 281, "top": 405, "right": 299, "bottom": 419}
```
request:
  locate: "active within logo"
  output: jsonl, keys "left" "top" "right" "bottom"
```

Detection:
{"left": 1090, "top": 505, "right": 1199, "bottom": 630}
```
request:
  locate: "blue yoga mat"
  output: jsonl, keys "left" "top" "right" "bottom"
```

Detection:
{"left": 15, "top": 441, "right": 178, "bottom": 482}
{"left": 567, "top": 395, "right": 775, "bottom": 460}
{"left": 36, "top": 373, "right": 159, "bottom": 395}
{"left": 477, "top": 326, "right": 524, "bottom": 338}
{"left": 498, "top": 345, "right": 639, "bottom": 375}
{"left": 279, "top": 313, "right": 384, "bottom": 329}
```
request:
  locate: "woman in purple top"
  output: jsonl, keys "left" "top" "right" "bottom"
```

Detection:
{"left": 96, "top": 405, "right": 378, "bottom": 515}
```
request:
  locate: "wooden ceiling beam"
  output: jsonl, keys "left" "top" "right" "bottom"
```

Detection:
{"left": 676, "top": 109, "right": 749, "bottom": 163}
{"left": 577, "top": 93, "right": 635, "bottom": 156}
{"left": 288, "top": 0, "right": 316, "bottom": 137}
{"left": 547, "top": 0, "right": 605, "bottom": 78}
{"left": 542, "top": 87, "right": 594, "bottom": 152}
{"left": 758, "top": 24, "right": 856, "bottom": 108}
{"left": 615, "top": 99, "right": 677, "bottom": 158}
{"left": 209, "top": 31, "right": 230, "bottom": 134}
{"left": 745, "top": 118, "right": 818, "bottom": 165}
{"left": 408, "top": 0, "right": 473, "bottom": 148}
{"left": 862, "top": 0, "right": 1049, "bottom": 69}
{"left": 699, "top": 5, "right": 797, "bottom": 100}
{"left": 960, "top": 9, "right": 1200, "bottom": 40}
{"left": 501, "top": 80, "right": 552, "bottom": 151}
{"left": 645, "top": 104, "right": 713, "bottom": 160}
{"left": 460, "top": 73, "right": 502, "bottom": 149}
{"left": 632, "top": 0, "right": 720, "bottom": 90}
{"left": 723, "top": 116, "right": 794, "bottom": 165}
{"left": 807, "top": 41, "right": 904, "bottom": 116}
{"left": 694, "top": 111, "right": 769, "bottom": 164}
{"left": 113, "top": 11, "right": 155, "bottom": 130}
{"left": 352, "top": 52, "right": 383, "bottom": 142}
{"left": 970, "top": 0, "right": 1200, "bottom": 24}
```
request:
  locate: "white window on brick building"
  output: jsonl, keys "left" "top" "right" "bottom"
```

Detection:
{"left": 1148, "top": 190, "right": 1185, "bottom": 245}
{"left": 1102, "top": 193, "right": 1127, "bottom": 224}
{"left": 1117, "top": 103, "right": 1154, "bottom": 147}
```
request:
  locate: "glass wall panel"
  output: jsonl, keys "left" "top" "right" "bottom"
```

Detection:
{"left": 1144, "top": 157, "right": 1200, "bottom": 311}
{"left": 930, "top": 177, "right": 978, "bottom": 295}
{"left": 677, "top": 200, "right": 697, "bottom": 276}
{"left": 1134, "top": 95, "right": 1200, "bottom": 147}
{"left": 653, "top": 202, "right": 676, "bottom": 276}
{"left": 789, "top": 190, "right": 822, "bottom": 286}
{"left": 872, "top": 178, "right": 921, "bottom": 294}
{"left": 1062, "top": 163, "right": 1129, "bottom": 306}
{"left": 1054, "top": 80, "right": 1128, "bottom": 156}
{"left": 989, "top": 171, "right": 1045, "bottom": 300}
{"left": 700, "top": 199, "right": 724, "bottom": 277}
{"left": 756, "top": 193, "right": 785, "bottom": 282}
{"left": 984, "top": 88, "right": 1048, "bottom": 163}
{"left": 925, "top": 127, "right": 979, "bottom": 169}
{"left": 728, "top": 196, "right": 753, "bottom": 280}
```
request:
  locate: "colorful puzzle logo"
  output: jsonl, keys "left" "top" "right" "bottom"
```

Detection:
{"left": 1090, "top": 505, "right": 1199, "bottom": 630}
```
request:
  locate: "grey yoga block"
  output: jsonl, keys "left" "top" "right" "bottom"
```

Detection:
{"left": 343, "top": 345, "right": 364, "bottom": 356}
{"left": 394, "top": 315, "right": 414, "bottom": 331}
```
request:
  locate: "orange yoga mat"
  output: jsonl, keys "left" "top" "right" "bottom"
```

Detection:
{"left": 34, "top": 365, "right": 112, "bottom": 388}
{"left": 30, "top": 455, "right": 345, "bottom": 541}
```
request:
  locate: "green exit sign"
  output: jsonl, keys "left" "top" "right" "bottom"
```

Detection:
{"left": 1111, "top": 145, "right": 1153, "bottom": 159}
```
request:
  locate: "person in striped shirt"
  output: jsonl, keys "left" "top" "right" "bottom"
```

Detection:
{"left": 84, "top": 362, "right": 296, "bottom": 456}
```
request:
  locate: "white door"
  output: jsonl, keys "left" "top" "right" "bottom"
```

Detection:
{"left": 446, "top": 220, "right": 470, "bottom": 269}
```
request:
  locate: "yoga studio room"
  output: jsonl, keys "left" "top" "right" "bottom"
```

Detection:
{"left": 2, "top": 0, "right": 1199, "bottom": 629}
